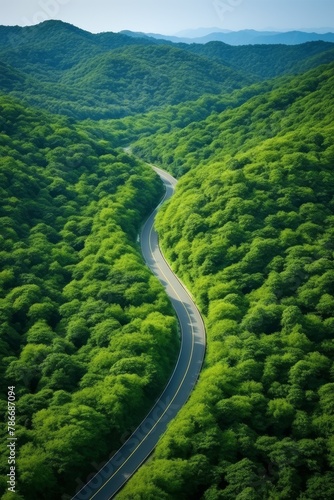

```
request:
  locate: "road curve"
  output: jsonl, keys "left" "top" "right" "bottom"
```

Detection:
{"left": 71, "top": 167, "right": 206, "bottom": 500}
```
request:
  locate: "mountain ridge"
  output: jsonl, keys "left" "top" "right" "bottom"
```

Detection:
{"left": 120, "top": 28, "right": 334, "bottom": 46}
{"left": 0, "top": 21, "right": 333, "bottom": 120}
{"left": 0, "top": 17, "right": 334, "bottom": 500}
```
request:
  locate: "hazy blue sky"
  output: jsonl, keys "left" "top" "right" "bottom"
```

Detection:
{"left": 0, "top": 0, "right": 333, "bottom": 34}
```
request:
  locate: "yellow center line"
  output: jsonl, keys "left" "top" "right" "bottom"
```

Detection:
{"left": 86, "top": 172, "right": 195, "bottom": 500}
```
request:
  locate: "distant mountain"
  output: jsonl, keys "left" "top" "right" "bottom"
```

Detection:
{"left": 119, "top": 30, "right": 151, "bottom": 39}
{"left": 193, "top": 30, "right": 281, "bottom": 45}
{"left": 0, "top": 20, "right": 160, "bottom": 80}
{"left": 186, "top": 41, "right": 334, "bottom": 79}
{"left": 0, "top": 20, "right": 252, "bottom": 119}
{"left": 302, "top": 27, "right": 334, "bottom": 34}
{"left": 124, "top": 28, "right": 334, "bottom": 46}
{"left": 119, "top": 28, "right": 231, "bottom": 42}
{"left": 120, "top": 30, "right": 182, "bottom": 44}
{"left": 0, "top": 20, "right": 333, "bottom": 120}
{"left": 174, "top": 27, "right": 232, "bottom": 37}
{"left": 254, "top": 30, "right": 334, "bottom": 45}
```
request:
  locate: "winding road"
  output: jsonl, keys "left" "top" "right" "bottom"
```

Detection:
{"left": 71, "top": 167, "right": 206, "bottom": 500}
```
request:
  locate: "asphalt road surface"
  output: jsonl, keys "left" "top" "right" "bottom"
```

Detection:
{"left": 71, "top": 167, "right": 206, "bottom": 500}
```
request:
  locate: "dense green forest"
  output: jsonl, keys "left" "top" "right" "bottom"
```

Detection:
{"left": 119, "top": 63, "right": 334, "bottom": 498}
{"left": 1, "top": 21, "right": 334, "bottom": 119}
{"left": 0, "top": 21, "right": 252, "bottom": 119}
{"left": 0, "top": 19, "right": 334, "bottom": 500}
{"left": 131, "top": 62, "right": 334, "bottom": 176}
{"left": 0, "top": 97, "right": 179, "bottom": 499}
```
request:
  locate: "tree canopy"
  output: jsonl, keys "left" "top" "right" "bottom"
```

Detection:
{"left": 119, "top": 61, "right": 334, "bottom": 499}
{"left": 0, "top": 97, "right": 179, "bottom": 499}
{"left": 0, "top": 19, "right": 333, "bottom": 499}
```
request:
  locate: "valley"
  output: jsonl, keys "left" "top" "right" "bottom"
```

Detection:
{"left": 0, "top": 20, "right": 333, "bottom": 500}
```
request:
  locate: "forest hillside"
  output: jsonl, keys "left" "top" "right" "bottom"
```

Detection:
{"left": 1, "top": 21, "right": 334, "bottom": 118}
{"left": 0, "top": 20, "right": 333, "bottom": 499}
{"left": 120, "top": 61, "right": 334, "bottom": 499}
{"left": 0, "top": 97, "right": 179, "bottom": 499}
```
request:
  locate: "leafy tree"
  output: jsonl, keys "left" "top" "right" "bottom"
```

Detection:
{"left": 0, "top": 96, "right": 178, "bottom": 498}
{"left": 121, "top": 60, "right": 334, "bottom": 499}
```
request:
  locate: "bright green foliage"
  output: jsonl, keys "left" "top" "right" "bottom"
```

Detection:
{"left": 132, "top": 62, "right": 334, "bottom": 177}
{"left": 0, "top": 97, "right": 179, "bottom": 499}
{"left": 0, "top": 21, "right": 252, "bottom": 119}
{"left": 1, "top": 18, "right": 334, "bottom": 500}
{"left": 120, "top": 62, "right": 334, "bottom": 499}
{"left": 188, "top": 40, "right": 334, "bottom": 79}
{"left": 1, "top": 21, "right": 333, "bottom": 120}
